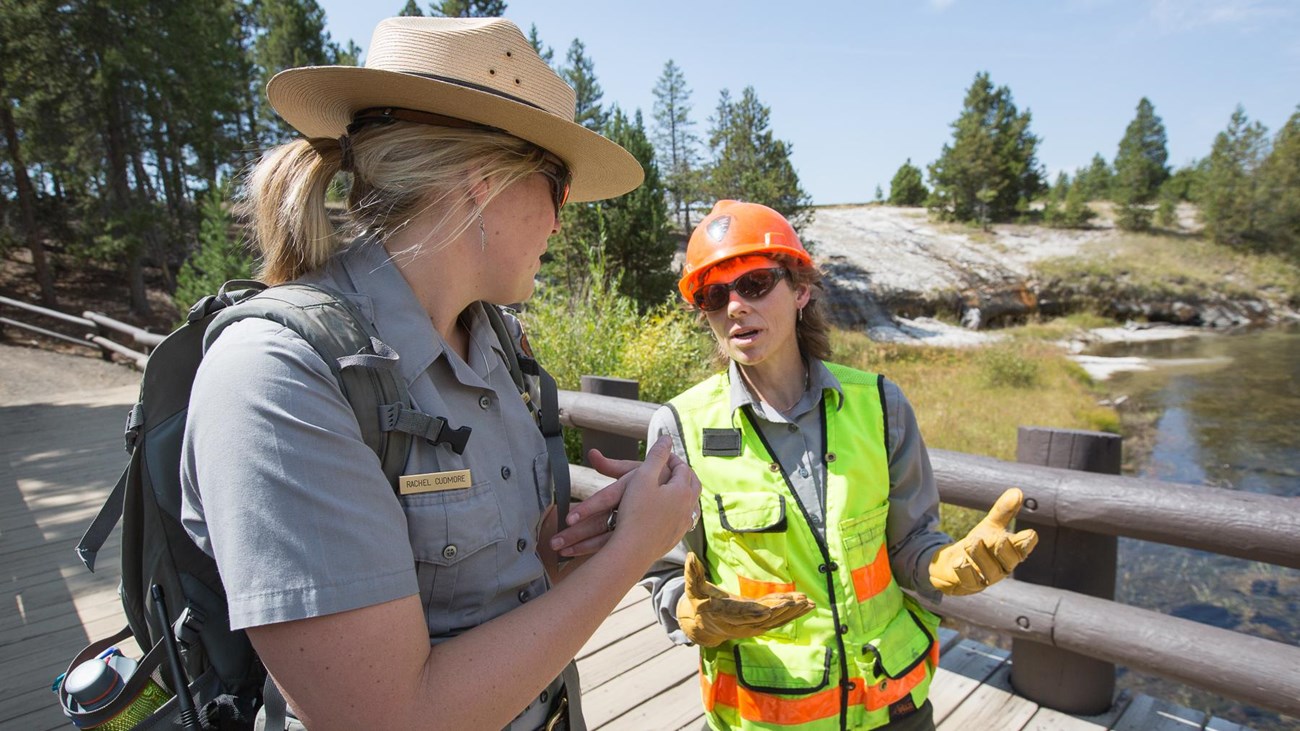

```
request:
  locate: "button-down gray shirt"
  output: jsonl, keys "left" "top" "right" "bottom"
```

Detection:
{"left": 181, "top": 241, "right": 552, "bottom": 636}
{"left": 641, "top": 359, "right": 950, "bottom": 643}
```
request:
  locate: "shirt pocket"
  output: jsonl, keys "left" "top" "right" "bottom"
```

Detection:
{"left": 403, "top": 481, "right": 506, "bottom": 639}
{"left": 839, "top": 503, "right": 902, "bottom": 633}
{"left": 714, "top": 492, "right": 799, "bottom": 641}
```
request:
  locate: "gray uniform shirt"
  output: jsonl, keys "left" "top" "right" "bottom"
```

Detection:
{"left": 180, "top": 240, "right": 558, "bottom": 676}
{"left": 640, "top": 359, "right": 951, "bottom": 643}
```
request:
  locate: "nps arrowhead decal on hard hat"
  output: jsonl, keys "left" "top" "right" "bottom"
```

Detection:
{"left": 707, "top": 215, "right": 732, "bottom": 242}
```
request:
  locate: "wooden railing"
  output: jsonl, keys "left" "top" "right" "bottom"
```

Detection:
{"left": 5, "top": 304, "right": 1298, "bottom": 717}
{"left": 557, "top": 389, "right": 1300, "bottom": 719}
{"left": 0, "top": 296, "right": 159, "bottom": 367}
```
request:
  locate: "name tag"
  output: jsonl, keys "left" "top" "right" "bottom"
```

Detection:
{"left": 400, "top": 469, "right": 472, "bottom": 495}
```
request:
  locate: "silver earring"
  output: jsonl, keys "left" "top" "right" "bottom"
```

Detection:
{"left": 478, "top": 211, "right": 487, "bottom": 251}
{"left": 798, "top": 307, "right": 804, "bottom": 323}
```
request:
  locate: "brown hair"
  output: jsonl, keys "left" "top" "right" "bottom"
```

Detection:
{"left": 241, "top": 123, "right": 553, "bottom": 284}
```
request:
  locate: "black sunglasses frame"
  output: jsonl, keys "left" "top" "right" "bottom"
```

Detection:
{"left": 538, "top": 154, "right": 572, "bottom": 217}
{"left": 692, "top": 267, "right": 790, "bottom": 312}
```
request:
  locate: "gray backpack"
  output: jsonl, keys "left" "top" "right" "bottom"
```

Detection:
{"left": 62, "top": 282, "right": 569, "bottom": 730}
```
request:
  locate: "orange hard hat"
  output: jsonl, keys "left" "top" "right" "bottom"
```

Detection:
{"left": 678, "top": 200, "right": 812, "bottom": 303}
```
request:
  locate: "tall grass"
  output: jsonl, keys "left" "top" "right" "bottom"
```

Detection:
{"left": 833, "top": 331, "right": 1119, "bottom": 537}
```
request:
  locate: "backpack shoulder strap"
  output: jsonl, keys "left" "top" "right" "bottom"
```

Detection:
{"left": 484, "top": 304, "right": 570, "bottom": 526}
{"left": 205, "top": 283, "right": 413, "bottom": 489}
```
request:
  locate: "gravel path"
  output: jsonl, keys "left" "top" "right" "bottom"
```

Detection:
{"left": 0, "top": 341, "right": 140, "bottom": 405}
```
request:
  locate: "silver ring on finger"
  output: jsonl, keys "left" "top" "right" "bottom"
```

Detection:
{"left": 606, "top": 509, "right": 618, "bottom": 533}
{"left": 690, "top": 510, "right": 700, "bottom": 530}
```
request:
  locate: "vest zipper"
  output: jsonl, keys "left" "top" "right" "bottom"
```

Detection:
{"left": 743, "top": 403, "right": 851, "bottom": 731}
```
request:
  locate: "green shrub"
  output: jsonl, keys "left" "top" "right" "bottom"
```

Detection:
{"left": 978, "top": 345, "right": 1041, "bottom": 388}
{"left": 523, "top": 275, "right": 713, "bottom": 460}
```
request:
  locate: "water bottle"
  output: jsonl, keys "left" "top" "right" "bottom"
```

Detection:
{"left": 63, "top": 648, "right": 173, "bottom": 730}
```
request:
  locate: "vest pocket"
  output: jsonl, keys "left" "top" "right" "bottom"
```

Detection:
{"left": 860, "top": 607, "right": 936, "bottom": 684}
{"left": 839, "top": 504, "right": 902, "bottom": 633}
{"left": 713, "top": 492, "right": 798, "bottom": 640}
{"left": 404, "top": 481, "right": 506, "bottom": 637}
{"left": 733, "top": 643, "right": 833, "bottom": 694}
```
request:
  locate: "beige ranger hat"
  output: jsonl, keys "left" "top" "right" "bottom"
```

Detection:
{"left": 266, "top": 16, "right": 643, "bottom": 203}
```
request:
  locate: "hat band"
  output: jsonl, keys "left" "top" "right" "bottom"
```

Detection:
{"left": 348, "top": 107, "right": 506, "bottom": 136}
{"left": 397, "top": 69, "right": 550, "bottom": 113}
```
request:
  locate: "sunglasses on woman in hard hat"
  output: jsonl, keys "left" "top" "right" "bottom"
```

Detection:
{"left": 692, "top": 267, "right": 790, "bottom": 312}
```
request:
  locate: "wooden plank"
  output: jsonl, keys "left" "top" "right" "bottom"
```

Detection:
{"left": 1111, "top": 693, "right": 1206, "bottom": 730}
{"left": 580, "top": 642, "right": 696, "bottom": 727}
{"left": 1020, "top": 690, "right": 1132, "bottom": 730}
{"left": 930, "top": 639, "right": 1009, "bottom": 724}
{"left": 599, "top": 675, "right": 703, "bottom": 731}
{"left": 1204, "top": 716, "right": 1249, "bottom": 731}
{"left": 937, "top": 661, "right": 1038, "bottom": 730}
{"left": 578, "top": 600, "right": 656, "bottom": 661}
{"left": 577, "top": 623, "right": 678, "bottom": 691}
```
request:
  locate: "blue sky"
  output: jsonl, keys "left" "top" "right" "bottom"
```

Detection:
{"left": 317, "top": 0, "right": 1299, "bottom": 205}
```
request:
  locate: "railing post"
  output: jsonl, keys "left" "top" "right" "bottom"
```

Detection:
{"left": 579, "top": 376, "right": 641, "bottom": 463}
{"left": 1010, "top": 427, "right": 1119, "bottom": 714}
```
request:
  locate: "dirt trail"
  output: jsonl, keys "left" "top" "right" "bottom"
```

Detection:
{"left": 0, "top": 341, "right": 139, "bottom": 405}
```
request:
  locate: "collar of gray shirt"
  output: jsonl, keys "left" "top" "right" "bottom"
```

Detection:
{"left": 300, "top": 238, "right": 507, "bottom": 388}
{"left": 727, "top": 358, "right": 845, "bottom": 424}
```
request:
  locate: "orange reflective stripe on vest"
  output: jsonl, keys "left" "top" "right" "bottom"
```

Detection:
{"left": 850, "top": 544, "right": 892, "bottom": 602}
{"left": 738, "top": 575, "right": 797, "bottom": 598}
{"left": 702, "top": 656, "right": 932, "bottom": 725}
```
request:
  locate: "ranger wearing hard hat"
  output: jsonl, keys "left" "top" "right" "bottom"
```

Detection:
{"left": 643, "top": 200, "right": 1038, "bottom": 730}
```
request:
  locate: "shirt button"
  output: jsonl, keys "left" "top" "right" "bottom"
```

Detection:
{"left": 787, "top": 424, "right": 798, "bottom": 433}
{"left": 479, "top": 395, "right": 491, "bottom": 409}
{"left": 828, "top": 562, "right": 839, "bottom": 571}
{"left": 501, "top": 466, "right": 511, "bottom": 480}
{"left": 768, "top": 463, "right": 780, "bottom": 473}
{"left": 540, "top": 690, "right": 549, "bottom": 703}
{"left": 843, "top": 680, "right": 856, "bottom": 691}
{"left": 517, "top": 538, "right": 527, "bottom": 552}
{"left": 839, "top": 624, "right": 849, "bottom": 634}
{"left": 518, "top": 589, "right": 531, "bottom": 603}
{"left": 442, "top": 544, "right": 458, "bottom": 560}
{"left": 798, "top": 467, "right": 809, "bottom": 478}
{"left": 818, "top": 564, "right": 828, "bottom": 573}
{"left": 826, "top": 452, "right": 837, "bottom": 462}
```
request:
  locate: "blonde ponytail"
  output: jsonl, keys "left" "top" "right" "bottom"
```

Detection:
{"left": 242, "top": 138, "right": 344, "bottom": 285}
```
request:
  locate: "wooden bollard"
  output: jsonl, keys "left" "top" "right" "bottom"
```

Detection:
{"left": 579, "top": 376, "right": 641, "bottom": 463}
{"left": 1010, "top": 427, "right": 1119, "bottom": 715}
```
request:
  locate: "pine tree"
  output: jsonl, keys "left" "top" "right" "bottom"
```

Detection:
{"left": 563, "top": 40, "right": 606, "bottom": 131}
{"left": 252, "top": 0, "right": 338, "bottom": 144}
{"left": 527, "top": 24, "right": 553, "bottom": 67}
{"left": 599, "top": 108, "right": 676, "bottom": 308}
{"left": 399, "top": 1, "right": 423, "bottom": 16}
{"left": 173, "top": 184, "right": 253, "bottom": 314}
{"left": 1256, "top": 106, "right": 1300, "bottom": 254}
{"left": 1051, "top": 171, "right": 1070, "bottom": 203}
{"left": 927, "top": 72, "right": 1043, "bottom": 223}
{"left": 1112, "top": 97, "right": 1170, "bottom": 231}
{"left": 651, "top": 59, "right": 701, "bottom": 234}
{"left": 1073, "top": 153, "right": 1112, "bottom": 201}
{"left": 428, "top": 0, "right": 506, "bottom": 16}
{"left": 706, "top": 86, "right": 813, "bottom": 235}
{"left": 888, "top": 159, "right": 927, "bottom": 206}
{"left": 1201, "top": 106, "right": 1270, "bottom": 249}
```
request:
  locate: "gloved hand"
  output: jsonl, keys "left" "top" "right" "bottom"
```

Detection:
{"left": 676, "top": 552, "right": 815, "bottom": 647}
{"left": 929, "top": 488, "right": 1039, "bottom": 596}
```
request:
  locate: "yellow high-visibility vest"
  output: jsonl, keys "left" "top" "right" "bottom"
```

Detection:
{"left": 669, "top": 364, "right": 940, "bottom": 730}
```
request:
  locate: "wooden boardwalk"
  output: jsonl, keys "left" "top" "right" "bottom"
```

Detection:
{"left": 0, "top": 383, "right": 1252, "bottom": 731}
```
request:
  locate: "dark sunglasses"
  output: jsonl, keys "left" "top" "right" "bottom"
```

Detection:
{"left": 692, "top": 268, "right": 790, "bottom": 312}
{"left": 538, "top": 154, "right": 572, "bottom": 216}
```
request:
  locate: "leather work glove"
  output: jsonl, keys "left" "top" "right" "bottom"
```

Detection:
{"left": 929, "top": 488, "right": 1039, "bottom": 596}
{"left": 676, "top": 552, "right": 815, "bottom": 647}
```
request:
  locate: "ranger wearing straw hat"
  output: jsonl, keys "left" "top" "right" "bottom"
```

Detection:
{"left": 181, "top": 16, "right": 701, "bottom": 731}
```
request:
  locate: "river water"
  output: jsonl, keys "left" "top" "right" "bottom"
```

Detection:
{"left": 1091, "top": 326, "right": 1300, "bottom": 730}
